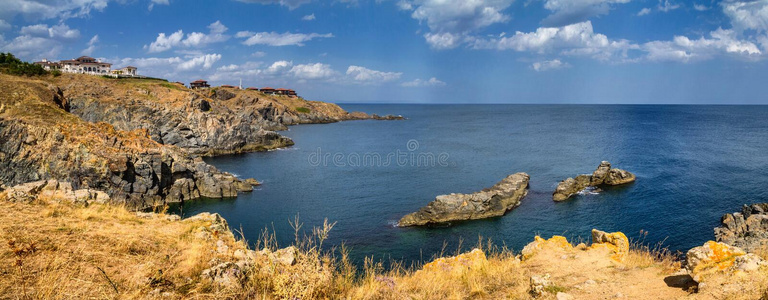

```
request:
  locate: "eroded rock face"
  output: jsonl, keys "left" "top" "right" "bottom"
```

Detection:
{"left": 552, "top": 161, "right": 635, "bottom": 201}
{"left": 398, "top": 173, "right": 530, "bottom": 227}
{"left": 685, "top": 241, "right": 765, "bottom": 282}
{"left": 1, "top": 180, "right": 110, "bottom": 205}
{"left": 0, "top": 77, "right": 254, "bottom": 209}
{"left": 589, "top": 229, "right": 629, "bottom": 262}
{"left": 714, "top": 203, "right": 768, "bottom": 253}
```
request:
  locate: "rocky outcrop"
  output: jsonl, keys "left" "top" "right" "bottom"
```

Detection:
{"left": 59, "top": 75, "right": 402, "bottom": 156}
{"left": 398, "top": 173, "right": 529, "bottom": 227}
{"left": 552, "top": 161, "right": 635, "bottom": 201}
{"left": 685, "top": 241, "right": 765, "bottom": 283}
{"left": 0, "top": 180, "right": 110, "bottom": 205}
{"left": 589, "top": 229, "right": 629, "bottom": 262}
{"left": 0, "top": 75, "right": 257, "bottom": 209}
{"left": 714, "top": 203, "right": 768, "bottom": 252}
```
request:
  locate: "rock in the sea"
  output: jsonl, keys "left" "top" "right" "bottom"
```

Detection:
{"left": 553, "top": 161, "right": 635, "bottom": 201}
{"left": 714, "top": 203, "right": 768, "bottom": 253}
{"left": 685, "top": 241, "right": 765, "bottom": 282}
{"left": 398, "top": 173, "right": 530, "bottom": 227}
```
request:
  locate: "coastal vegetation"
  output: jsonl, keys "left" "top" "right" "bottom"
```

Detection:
{"left": 0, "top": 53, "right": 47, "bottom": 77}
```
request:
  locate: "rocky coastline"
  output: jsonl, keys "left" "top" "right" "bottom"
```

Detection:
{"left": 714, "top": 203, "right": 768, "bottom": 253}
{"left": 398, "top": 172, "right": 530, "bottom": 227}
{"left": 0, "top": 73, "right": 401, "bottom": 209}
{"left": 552, "top": 161, "right": 636, "bottom": 201}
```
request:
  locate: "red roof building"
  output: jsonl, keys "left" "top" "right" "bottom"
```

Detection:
{"left": 190, "top": 79, "right": 210, "bottom": 89}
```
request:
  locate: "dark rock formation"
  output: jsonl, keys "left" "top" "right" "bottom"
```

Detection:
{"left": 714, "top": 203, "right": 768, "bottom": 253}
{"left": 553, "top": 161, "right": 635, "bottom": 201}
{"left": 398, "top": 173, "right": 530, "bottom": 227}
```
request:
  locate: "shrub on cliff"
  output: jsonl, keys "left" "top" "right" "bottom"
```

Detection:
{"left": 0, "top": 53, "right": 47, "bottom": 77}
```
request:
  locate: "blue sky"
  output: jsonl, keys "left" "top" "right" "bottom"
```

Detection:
{"left": 1, "top": 0, "right": 767, "bottom": 104}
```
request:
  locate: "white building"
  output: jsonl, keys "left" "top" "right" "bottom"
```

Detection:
{"left": 58, "top": 56, "right": 112, "bottom": 75}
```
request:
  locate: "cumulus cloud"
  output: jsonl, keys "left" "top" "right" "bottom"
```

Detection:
{"left": 81, "top": 34, "right": 99, "bottom": 55}
{"left": 290, "top": 63, "right": 337, "bottom": 79}
{"left": 145, "top": 21, "right": 230, "bottom": 53}
{"left": 117, "top": 53, "right": 222, "bottom": 79}
{"left": 346, "top": 65, "right": 402, "bottom": 84}
{"left": 722, "top": 0, "right": 768, "bottom": 33}
{"left": 402, "top": 77, "right": 446, "bottom": 87}
{"left": 531, "top": 59, "right": 569, "bottom": 71}
{"left": 234, "top": 0, "right": 312, "bottom": 10}
{"left": 236, "top": 31, "right": 333, "bottom": 46}
{"left": 637, "top": 8, "right": 652, "bottom": 16}
{"left": 0, "top": 20, "right": 10, "bottom": 31}
{"left": 398, "top": 0, "right": 514, "bottom": 49}
{"left": 145, "top": 30, "right": 184, "bottom": 53}
{"left": 541, "top": 0, "right": 631, "bottom": 27}
{"left": 472, "top": 21, "right": 637, "bottom": 61}
{"left": 177, "top": 53, "right": 222, "bottom": 70}
{"left": 1, "top": 23, "right": 80, "bottom": 59}
{"left": 266, "top": 60, "right": 294, "bottom": 74}
{"left": 302, "top": 13, "right": 316, "bottom": 21}
{"left": 643, "top": 28, "right": 761, "bottom": 62}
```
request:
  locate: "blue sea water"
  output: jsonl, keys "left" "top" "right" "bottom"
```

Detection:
{"left": 170, "top": 105, "right": 768, "bottom": 266}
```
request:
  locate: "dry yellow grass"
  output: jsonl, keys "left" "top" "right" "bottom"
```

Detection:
{"left": 2, "top": 194, "right": 768, "bottom": 299}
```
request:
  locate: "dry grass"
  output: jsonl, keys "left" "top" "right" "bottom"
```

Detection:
{"left": 2, "top": 196, "right": 768, "bottom": 299}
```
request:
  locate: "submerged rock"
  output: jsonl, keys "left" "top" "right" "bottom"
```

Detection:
{"left": 552, "top": 161, "right": 635, "bottom": 201}
{"left": 714, "top": 203, "right": 768, "bottom": 253}
{"left": 398, "top": 173, "right": 530, "bottom": 227}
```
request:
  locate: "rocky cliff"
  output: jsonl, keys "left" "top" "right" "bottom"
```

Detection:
{"left": 57, "top": 75, "right": 401, "bottom": 156}
{"left": 714, "top": 203, "right": 768, "bottom": 252}
{"left": 398, "top": 172, "right": 529, "bottom": 227}
{"left": 0, "top": 75, "right": 263, "bottom": 208}
{"left": 552, "top": 161, "right": 635, "bottom": 201}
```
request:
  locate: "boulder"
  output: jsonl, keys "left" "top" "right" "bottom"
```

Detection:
{"left": 714, "top": 203, "right": 768, "bottom": 252}
{"left": 589, "top": 229, "right": 629, "bottom": 261}
{"left": 529, "top": 274, "right": 553, "bottom": 298}
{"left": 553, "top": 161, "right": 635, "bottom": 202}
{"left": 521, "top": 235, "right": 573, "bottom": 260}
{"left": 418, "top": 248, "right": 487, "bottom": 273}
{"left": 398, "top": 173, "right": 530, "bottom": 227}
{"left": 685, "top": 241, "right": 765, "bottom": 282}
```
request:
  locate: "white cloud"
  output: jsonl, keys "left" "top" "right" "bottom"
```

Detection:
{"left": 81, "top": 34, "right": 99, "bottom": 55}
{"left": 148, "top": 0, "right": 169, "bottom": 11}
{"left": 1, "top": 23, "right": 80, "bottom": 59}
{"left": 145, "top": 21, "right": 230, "bottom": 53}
{"left": 234, "top": 0, "right": 312, "bottom": 10}
{"left": 177, "top": 53, "right": 221, "bottom": 70}
{"left": 472, "top": 21, "right": 637, "bottom": 61}
{"left": 236, "top": 31, "right": 333, "bottom": 46}
{"left": 266, "top": 60, "right": 293, "bottom": 73}
{"left": 346, "top": 65, "right": 402, "bottom": 84}
{"left": 409, "top": 0, "right": 514, "bottom": 33}
{"left": 396, "top": 0, "right": 413, "bottom": 10}
{"left": 541, "top": 0, "right": 631, "bottom": 27}
{"left": 643, "top": 28, "right": 761, "bottom": 62}
{"left": 531, "top": 59, "right": 569, "bottom": 71}
{"left": 20, "top": 23, "right": 80, "bottom": 40}
{"left": 252, "top": 51, "right": 267, "bottom": 57}
{"left": 657, "top": 0, "right": 681, "bottom": 12}
{"left": 722, "top": 0, "right": 768, "bottom": 33}
{"left": 637, "top": 8, "right": 652, "bottom": 16}
{"left": 693, "top": 4, "right": 709, "bottom": 11}
{"left": 118, "top": 53, "right": 222, "bottom": 79}
{"left": 145, "top": 30, "right": 183, "bottom": 53}
{"left": 423, "top": 32, "right": 469, "bottom": 49}
{"left": 0, "top": 0, "right": 108, "bottom": 23}
{"left": 402, "top": 77, "right": 446, "bottom": 87}
{"left": 302, "top": 13, "right": 316, "bottom": 21}
{"left": 290, "top": 63, "right": 337, "bottom": 79}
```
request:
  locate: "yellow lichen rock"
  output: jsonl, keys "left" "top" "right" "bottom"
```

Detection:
{"left": 589, "top": 229, "right": 629, "bottom": 262}
{"left": 521, "top": 235, "right": 573, "bottom": 260}
{"left": 419, "top": 248, "right": 487, "bottom": 273}
{"left": 685, "top": 241, "right": 765, "bottom": 282}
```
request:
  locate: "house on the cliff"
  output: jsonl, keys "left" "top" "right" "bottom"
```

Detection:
{"left": 59, "top": 56, "right": 112, "bottom": 75}
{"left": 260, "top": 87, "right": 276, "bottom": 95}
{"left": 190, "top": 79, "right": 210, "bottom": 89}
{"left": 110, "top": 66, "right": 138, "bottom": 77}
{"left": 33, "top": 59, "right": 61, "bottom": 71}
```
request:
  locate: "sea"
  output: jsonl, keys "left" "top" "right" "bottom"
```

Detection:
{"left": 169, "top": 104, "right": 768, "bottom": 266}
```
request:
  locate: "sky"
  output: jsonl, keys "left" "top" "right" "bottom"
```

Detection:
{"left": 1, "top": 0, "right": 767, "bottom": 104}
